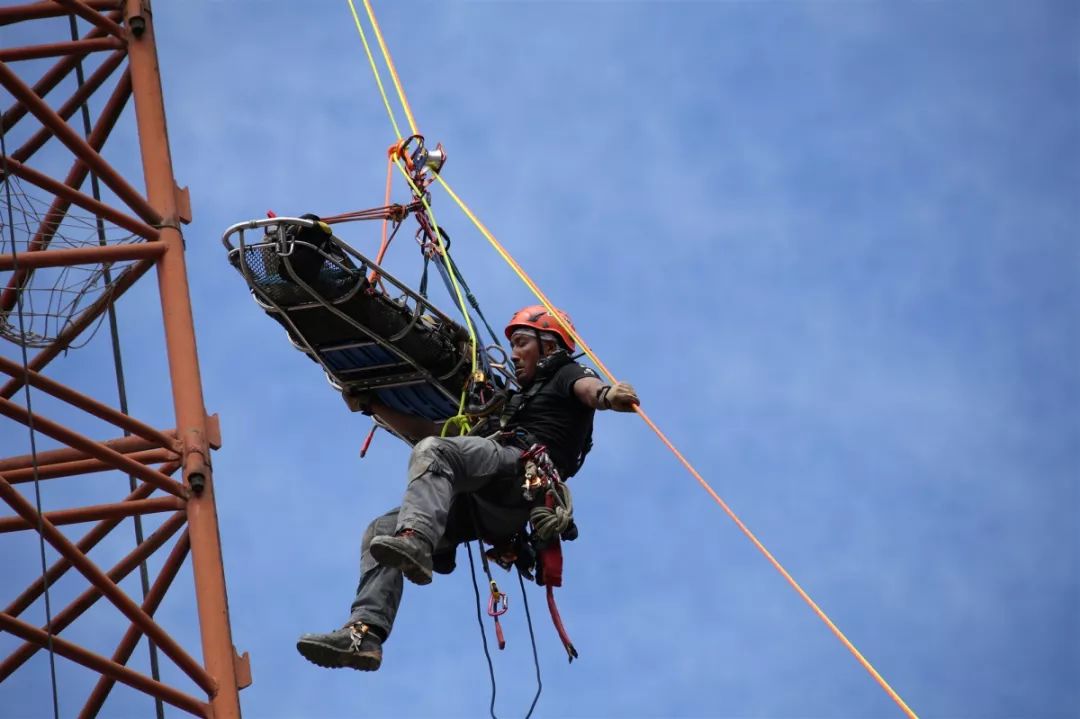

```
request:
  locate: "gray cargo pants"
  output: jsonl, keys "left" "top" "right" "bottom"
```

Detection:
{"left": 348, "top": 435, "right": 528, "bottom": 638}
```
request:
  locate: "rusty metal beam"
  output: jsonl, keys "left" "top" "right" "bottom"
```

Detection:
{"left": 0, "top": 239, "right": 162, "bottom": 273}
{"left": 0, "top": 352, "right": 175, "bottom": 446}
{"left": 0, "top": 258, "right": 155, "bottom": 399}
{"left": 0, "top": 1, "right": 118, "bottom": 25}
{"left": 0, "top": 239, "right": 163, "bottom": 271}
{"left": 2, "top": 68, "right": 136, "bottom": 313}
{"left": 4, "top": 465, "right": 178, "bottom": 619}
{"left": 0, "top": 613, "right": 210, "bottom": 718}
{"left": 0, "top": 474, "right": 215, "bottom": 695}
{"left": 0, "top": 434, "right": 169, "bottom": 473}
{"left": 125, "top": 2, "right": 243, "bottom": 712}
{"left": 11, "top": 49, "right": 125, "bottom": 164}
{"left": 0, "top": 399, "right": 186, "bottom": 498}
{"left": 0, "top": 60, "right": 159, "bottom": 225}
{"left": 0, "top": 37, "right": 123, "bottom": 63}
{"left": 0, "top": 15, "right": 116, "bottom": 132}
{"left": 0, "top": 152, "right": 158, "bottom": 242}
{"left": 80, "top": 530, "right": 193, "bottom": 719}
{"left": 0, "top": 496, "right": 183, "bottom": 533}
{"left": 1, "top": 3, "right": 241, "bottom": 713}
{"left": 52, "top": 0, "right": 127, "bottom": 38}
{"left": 2, "top": 448, "right": 176, "bottom": 484}
{"left": 0, "top": 511, "right": 186, "bottom": 676}
{"left": 1, "top": 67, "right": 146, "bottom": 312}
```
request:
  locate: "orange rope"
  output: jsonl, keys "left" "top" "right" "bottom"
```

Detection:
{"left": 361, "top": 0, "right": 419, "bottom": 136}
{"left": 366, "top": 156, "right": 397, "bottom": 290}
{"left": 434, "top": 177, "right": 918, "bottom": 719}
{"left": 374, "top": 155, "right": 395, "bottom": 266}
{"left": 633, "top": 405, "right": 917, "bottom": 718}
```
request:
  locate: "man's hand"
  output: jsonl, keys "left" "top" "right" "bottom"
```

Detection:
{"left": 599, "top": 382, "right": 639, "bottom": 412}
{"left": 343, "top": 389, "right": 439, "bottom": 441}
{"left": 342, "top": 389, "right": 374, "bottom": 414}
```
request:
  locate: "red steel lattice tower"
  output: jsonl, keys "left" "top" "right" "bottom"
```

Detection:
{"left": 0, "top": 2, "right": 246, "bottom": 716}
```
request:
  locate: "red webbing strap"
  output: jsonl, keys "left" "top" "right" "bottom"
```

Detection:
{"left": 494, "top": 615, "right": 506, "bottom": 650}
{"left": 536, "top": 488, "right": 577, "bottom": 660}
{"left": 359, "top": 423, "right": 378, "bottom": 458}
{"left": 539, "top": 536, "right": 563, "bottom": 588}
{"left": 537, "top": 513, "right": 576, "bottom": 660}
{"left": 546, "top": 584, "right": 578, "bottom": 662}
{"left": 538, "top": 491, "right": 564, "bottom": 586}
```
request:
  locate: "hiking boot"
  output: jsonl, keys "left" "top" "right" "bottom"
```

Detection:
{"left": 369, "top": 530, "right": 433, "bottom": 586}
{"left": 296, "top": 622, "right": 383, "bottom": 671}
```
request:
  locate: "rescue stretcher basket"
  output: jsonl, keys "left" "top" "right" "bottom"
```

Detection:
{"left": 223, "top": 216, "right": 490, "bottom": 422}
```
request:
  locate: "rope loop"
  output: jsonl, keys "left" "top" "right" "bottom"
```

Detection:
{"left": 440, "top": 414, "right": 472, "bottom": 438}
{"left": 529, "top": 482, "right": 573, "bottom": 542}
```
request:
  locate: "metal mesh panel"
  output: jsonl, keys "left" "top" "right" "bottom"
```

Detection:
{"left": 231, "top": 241, "right": 361, "bottom": 307}
{"left": 0, "top": 175, "right": 140, "bottom": 348}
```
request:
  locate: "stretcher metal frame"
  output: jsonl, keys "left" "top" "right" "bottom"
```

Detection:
{"left": 222, "top": 216, "right": 473, "bottom": 415}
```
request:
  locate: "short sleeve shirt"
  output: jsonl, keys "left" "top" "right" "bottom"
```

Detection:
{"left": 506, "top": 362, "right": 597, "bottom": 476}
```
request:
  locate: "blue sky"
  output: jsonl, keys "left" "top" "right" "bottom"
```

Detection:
{"left": 1, "top": 1, "right": 1077, "bottom": 717}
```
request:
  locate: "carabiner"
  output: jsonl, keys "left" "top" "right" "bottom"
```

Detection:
{"left": 487, "top": 584, "right": 509, "bottom": 617}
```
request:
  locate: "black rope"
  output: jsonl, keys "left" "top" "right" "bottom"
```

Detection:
{"left": 465, "top": 540, "right": 499, "bottom": 719}
{"left": 2, "top": 104, "right": 61, "bottom": 719}
{"left": 517, "top": 569, "right": 543, "bottom": 718}
{"left": 66, "top": 17, "right": 166, "bottom": 718}
{"left": 444, "top": 251, "right": 502, "bottom": 347}
{"left": 423, "top": 228, "right": 502, "bottom": 348}
{"left": 418, "top": 254, "right": 430, "bottom": 300}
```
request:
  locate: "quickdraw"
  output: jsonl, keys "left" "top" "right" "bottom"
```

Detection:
{"left": 487, "top": 579, "right": 509, "bottom": 650}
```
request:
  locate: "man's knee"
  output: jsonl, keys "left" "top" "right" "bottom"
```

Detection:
{"left": 362, "top": 510, "right": 398, "bottom": 552}
{"left": 407, "top": 436, "right": 452, "bottom": 481}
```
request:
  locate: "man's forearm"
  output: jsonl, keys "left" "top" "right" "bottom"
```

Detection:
{"left": 573, "top": 376, "right": 640, "bottom": 412}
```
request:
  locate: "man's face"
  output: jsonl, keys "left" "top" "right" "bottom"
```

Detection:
{"left": 510, "top": 331, "right": 542, "bottom": 386}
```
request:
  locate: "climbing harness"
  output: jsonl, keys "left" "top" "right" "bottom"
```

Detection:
{"left": 521, "top": 452, "right": 579, "bottom": 662}
{"left": 496, "top": 352, "right": 594, "bottom": 479}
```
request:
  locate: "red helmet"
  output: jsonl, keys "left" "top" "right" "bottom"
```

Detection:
{"left": 504, "top": 304, "right": 576, "bottom": 352}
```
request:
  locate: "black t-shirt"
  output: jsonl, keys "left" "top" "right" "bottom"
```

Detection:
{"left": 505, "top": 362, "right": 597, "bottom": 476}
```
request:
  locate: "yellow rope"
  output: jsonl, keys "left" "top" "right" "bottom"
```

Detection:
{"left": 346, "top": 0, "right": 403, "bottom": 141}
{"left": 343, "top": 5, "right": 919, "bottom": 717}
{"left": 392, "top": 160, "right": 479, "bottom": 433}
{"left": 435, "top": 176, "right": 613, "bottom": 380}
{"left": 347, "top": 0, "right": 476, "bottom": 430}
{"left": 361, "top": 0, "right": 419, "bottom": 136}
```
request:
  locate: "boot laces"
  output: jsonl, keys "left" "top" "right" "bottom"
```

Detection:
{"left": 347, "top": 622, "right": 369, "bottom": 652}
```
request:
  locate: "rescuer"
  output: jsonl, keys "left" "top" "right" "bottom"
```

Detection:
{"left": 296, "top": 304, "right": 639, "bottom": 671}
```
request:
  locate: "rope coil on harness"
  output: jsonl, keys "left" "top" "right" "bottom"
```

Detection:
{"left": 530, "top": 482, "right": 572, "bottom": 542}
